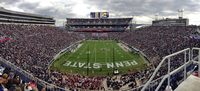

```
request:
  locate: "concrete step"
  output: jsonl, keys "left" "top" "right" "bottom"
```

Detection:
{"left": 175, "top": 75, "right": 200, "bottom": 91}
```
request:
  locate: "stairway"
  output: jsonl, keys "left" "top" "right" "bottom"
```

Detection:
{"left": 175, "top": 75, "right": 200, "bottom": 91}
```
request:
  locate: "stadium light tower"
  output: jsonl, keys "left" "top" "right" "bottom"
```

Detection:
{"left": 155, "top": 13, "right": 159, "bottom": 20}
{"left": 197, "top": 27, "right": 200, "bottom": 34}
{"left": 132, "top": 15, "right": 136, "bottom": 24}
{"left": 178, "top": 9, "right": 184, "bottom": 19}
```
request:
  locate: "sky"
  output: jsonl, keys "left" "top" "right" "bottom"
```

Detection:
{"left": 0, "top": 0, "right": 200, "bottom": 26}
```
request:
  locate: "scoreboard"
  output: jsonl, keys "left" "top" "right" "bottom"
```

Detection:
{"left": 90, "top": 12, "right": 109, "bottom": 19}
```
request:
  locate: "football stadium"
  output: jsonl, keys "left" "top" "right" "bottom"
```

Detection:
{"left": 0, "top": 1, "right": 200, "bottom": 91}
{"left": 51, "top": 40, "right": 147, "bottom": 76}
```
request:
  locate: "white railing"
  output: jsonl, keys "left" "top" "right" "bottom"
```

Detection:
{"left": 192, "top": 47, "right": 200, "bottom": 76}
{"left": 141, "top": 48, "right": 191, "bottom": 91}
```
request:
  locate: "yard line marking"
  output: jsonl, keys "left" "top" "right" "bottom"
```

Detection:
{"left": 94, "top": 40, "right": 97, "bottom": 63}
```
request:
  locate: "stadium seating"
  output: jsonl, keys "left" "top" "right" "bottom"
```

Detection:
{"left": 75, "top": 26, "right": 200, "bottom": 90}
{"left": 1, "top": 24, "right": 200, "bottom": 90}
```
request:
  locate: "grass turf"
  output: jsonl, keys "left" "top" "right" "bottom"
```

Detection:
{"left": 51, "top": 40, "right": 147, "bottom": 76}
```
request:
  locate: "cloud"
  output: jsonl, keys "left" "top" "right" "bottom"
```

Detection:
{"left": 0, "top": 0, "right": 200, "bottom": 25}
{"left": 82, "top": 0, "right": 200, "bottom": 24}
{"left": 0, "top": 0, "right": 21, "bottom": 5}
{"left": 17, "top": 0, "right": 76, "bottom": 25}
{"left": 85, "top": 0, "right": 200, "bottom": 15}
{"left": 18, "top": 2, "right": 39, "bottom": 12}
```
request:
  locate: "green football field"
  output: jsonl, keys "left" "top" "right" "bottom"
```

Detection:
{"left": 51, "top": 40, "right": 147, "bottom": 76}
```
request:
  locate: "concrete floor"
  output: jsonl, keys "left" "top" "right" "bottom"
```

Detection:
{"left": 175, "top": 75, "right": 200, "bottom": 91}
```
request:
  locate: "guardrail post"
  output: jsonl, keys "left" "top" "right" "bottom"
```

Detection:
{"left": 198, "top": 49, "right": 200, "bottom": 77}
{"left": 191, "top": 48, "right": 193, "bottom": 61}
{"left": 184, "top": 51, "right": 187, "bottom": 80}
{"left": 168, "top": 57, "right": 170, "bottom": 88}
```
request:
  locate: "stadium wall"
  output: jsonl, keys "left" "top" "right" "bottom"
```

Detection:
{"left": 119, "top": 40, "right": 150, "bottom": 63}
{"left": 48, "top": 40, "right": 84, "bottom": 70}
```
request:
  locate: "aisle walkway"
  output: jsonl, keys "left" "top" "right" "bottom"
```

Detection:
{"left": 175, "top": 75, "right": 200, "bottom": 91}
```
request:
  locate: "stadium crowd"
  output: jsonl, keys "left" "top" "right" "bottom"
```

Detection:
{"left": 0, "top": 64, "right": 48, "bottom": 91}
{"left": 1, "top": 24, "right": 200, "bottom": 90}
{"left": 105, "top": 26, "right": 200, "bottom": 90}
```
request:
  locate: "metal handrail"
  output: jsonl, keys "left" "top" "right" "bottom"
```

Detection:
{"left": 155, "top": 60, "right": 192, "bottom": 91}
{"left": 191, "top": 48, "right": 200, "bottom": 77}
{"left": 141, "top": 48, "right": 190, "bottom": 91}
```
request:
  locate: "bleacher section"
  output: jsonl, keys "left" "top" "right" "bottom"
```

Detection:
{"left": 1, "top": 23, "right": 200, "bottom": 90}
{"left": 66, "top": 18, "right": 132, "bottom": 32}
{"left": 0, "top": 7, "right": 55, "bottom": 25}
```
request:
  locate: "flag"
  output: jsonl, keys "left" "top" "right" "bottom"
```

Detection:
{"left": 0, "top": 36, "right": 11, "bottom": 43}
{"left": 190, "top": 34, "right": 200, "bottom": 40}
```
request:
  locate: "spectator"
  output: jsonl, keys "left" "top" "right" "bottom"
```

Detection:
{"left": 0, "top": 24, "right": 200, "bottom": 90}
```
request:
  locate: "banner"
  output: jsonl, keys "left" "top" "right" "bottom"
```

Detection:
{"left": 190, "top": 34, "right": 200, "bottom": 40}
{"left": 0, "top": 36, "right": 11, "bottom": 43}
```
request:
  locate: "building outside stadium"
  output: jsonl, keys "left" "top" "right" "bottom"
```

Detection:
{"left": 152, "top": 17, "right": 189, "bottom": 26}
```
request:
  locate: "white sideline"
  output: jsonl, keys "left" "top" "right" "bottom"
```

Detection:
{"left": 117, "top": 43, "right": 131, "bottom": 52}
